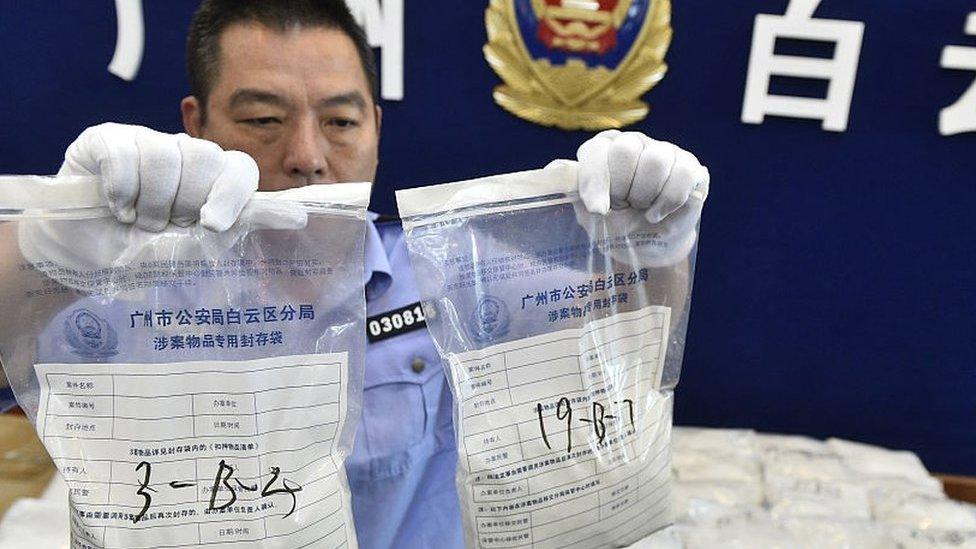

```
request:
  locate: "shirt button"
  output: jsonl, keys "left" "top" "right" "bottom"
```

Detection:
{"left": 411, "top": 358, "right": 427, "bottom": 374}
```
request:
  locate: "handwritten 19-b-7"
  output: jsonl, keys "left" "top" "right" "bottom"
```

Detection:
{"left": 536, "top": 398, "right": 635, "bottom": 454}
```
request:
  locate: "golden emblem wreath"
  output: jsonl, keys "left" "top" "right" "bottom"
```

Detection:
{"left": 484, "top": 0, "right": 673, "bottom": 130}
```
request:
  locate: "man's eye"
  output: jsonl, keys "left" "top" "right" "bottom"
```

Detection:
{"left": 241, "top": 117, "right": 281, "bottom": 127}
{"left": 327, "top": 118, "right": 360, "bottom": 129}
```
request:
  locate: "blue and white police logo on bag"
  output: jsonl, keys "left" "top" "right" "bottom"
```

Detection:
{"left": 64, "top": 308, "right": 119, "bottom": 359}
{"left": 470, "top": 295, "right": 511, "bottom": 343}
{"left": 484, "top": 0, "right": 672, "bottom": 130}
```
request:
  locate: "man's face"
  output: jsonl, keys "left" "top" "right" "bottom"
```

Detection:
{"left": 182, "top": 23, "right": 381, "bottom": 191}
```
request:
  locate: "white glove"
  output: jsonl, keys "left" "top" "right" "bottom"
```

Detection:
{"left": 577, "top": 130, "right": 709, "bottom": 219}
{"left": 567, "top": 130, "right": 710, "bottom": 267}
{"left": 18, "top": 124, "right": 308, "bottom": 293}
{"left": 59, "top": 123, "right": 259, "bottom": 232}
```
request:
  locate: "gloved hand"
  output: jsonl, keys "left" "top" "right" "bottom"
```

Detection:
{"left": 566, "top": 130, "right": 710, "bottom": 267}
{"left": 59, "top": 123, "right": 259, "bottom": 232}
{"left": 18, "top": 124, "right": 308, "bottom": 293}
{"left": 577, "top": 130, "right": 709, "bottom": 220}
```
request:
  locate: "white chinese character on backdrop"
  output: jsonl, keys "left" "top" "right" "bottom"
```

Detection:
{"left": 108, "top": 0, "right": 144, "bottom": 81}
{"left": 345, "top": 0, "right": 404, "bottom": 101}
{"left": 104, "top": 0, "right": 405, "bottom": 101}
{"left": 940, "top": 12, "right": 976, "bottom": 136}
{"left": 741, "top": 0, "right": 865, "bottom": 132}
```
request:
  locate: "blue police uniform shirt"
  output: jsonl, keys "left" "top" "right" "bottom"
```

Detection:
{"left": 346, "top": 214, "right": 463, "bottom": 549}
{"left": 0, "top": 387, "right": 14, "bottom": 412}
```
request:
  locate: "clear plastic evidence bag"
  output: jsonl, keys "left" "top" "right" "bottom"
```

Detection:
{"left": 397, "top": 163, "right": 703, "bottom": 548}
{"left": 0, "top": 175, "right": 370, "bottom": 549}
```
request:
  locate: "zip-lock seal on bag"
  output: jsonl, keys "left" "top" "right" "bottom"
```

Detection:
{"left": 0, "top": 175, "right": 370, "bottom": 549}
{"left": 397, "top": 163, "right": 703, "bottom": 548}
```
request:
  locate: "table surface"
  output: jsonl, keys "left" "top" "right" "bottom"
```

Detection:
{"left": 0, "top": 414, "right": 55, "bottom": 518}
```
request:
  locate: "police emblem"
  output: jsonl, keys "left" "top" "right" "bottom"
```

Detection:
{"left": 484, "top": 0, "right": 672, "bottom": 130}
{"left": 64, "top": 308, "right": 119, "bottom": 360}
{"left": 470, "top": 296, "right": 511, "bottom": 343}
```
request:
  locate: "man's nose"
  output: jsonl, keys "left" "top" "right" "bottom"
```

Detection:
{"left": 282, "top": 118, "right": 329, "bottom": 182}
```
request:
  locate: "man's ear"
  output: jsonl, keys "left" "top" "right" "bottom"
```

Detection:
{"left": 181, "top": 96, "right": 204, "bottom": 137}
{"left": 374, "top": 104, "right": 383, "bottom": 136}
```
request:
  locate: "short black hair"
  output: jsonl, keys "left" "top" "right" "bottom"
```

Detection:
{"left": 187, "top": 0, "right": 378, "bottom": 121}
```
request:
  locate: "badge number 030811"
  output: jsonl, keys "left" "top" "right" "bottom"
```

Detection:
{"left": 367, "top": 302, "right": 429, "bottom": 343}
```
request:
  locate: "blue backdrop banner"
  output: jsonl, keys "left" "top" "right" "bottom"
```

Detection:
{"left": 0, "top": 1, "right": 974, "bottom": 474}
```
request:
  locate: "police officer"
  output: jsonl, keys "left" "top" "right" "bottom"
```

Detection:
{"left": 52, "top": 1, "right": 709, "bottom": 547}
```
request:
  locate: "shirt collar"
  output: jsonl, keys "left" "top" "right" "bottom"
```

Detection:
{"left": 364, "top": 211, "right": 393, "bottom": 301}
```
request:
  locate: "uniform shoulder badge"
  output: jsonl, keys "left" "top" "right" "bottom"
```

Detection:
{"left": 484, "top": 0, "right": 672, "bottom": 130}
